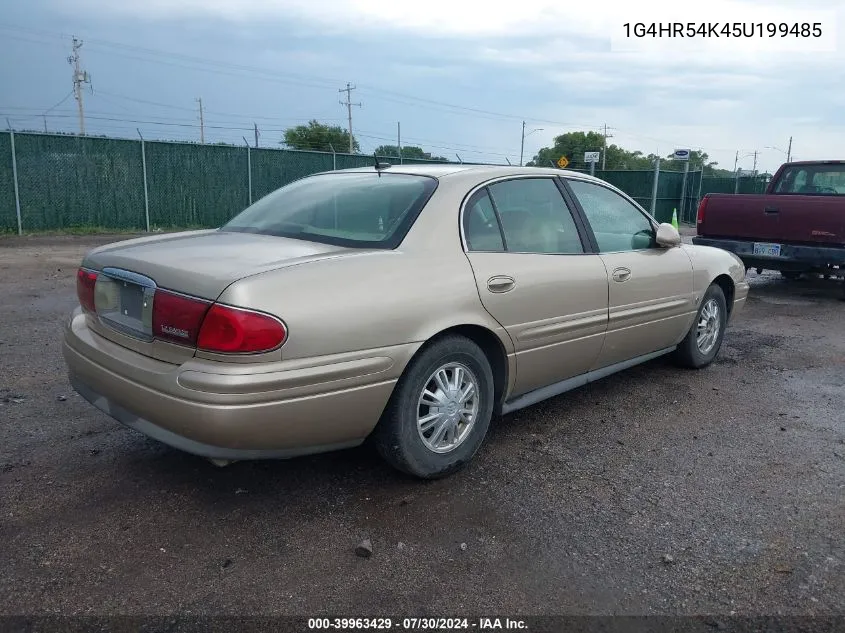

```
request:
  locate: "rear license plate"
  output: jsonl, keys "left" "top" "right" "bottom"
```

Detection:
{"left": 753, "top": 242, "right": 781, "bottom": 257}
{"left": 95, "top": 275, "right": 153, "bottom": 338}
{"left": 119, "top": 282, "right": 144, "bottom": 320}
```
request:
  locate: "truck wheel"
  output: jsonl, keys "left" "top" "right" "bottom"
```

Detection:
{"left": 372, "top": 335, "right": 495, "bottom": 479}
{"left": 673, "top": 284, "right": 727, "bottom": 369}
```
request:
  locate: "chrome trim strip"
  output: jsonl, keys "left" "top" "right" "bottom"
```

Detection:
{"left": 101, "top": 267, "right": 157, "bottom": 288}
{"left": 501, "top": 346, "right": 676, "bottom": 415}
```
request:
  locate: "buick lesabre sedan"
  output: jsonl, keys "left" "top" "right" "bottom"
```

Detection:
{"left": 64, "top": 165, "right": 749, "bottom": 478}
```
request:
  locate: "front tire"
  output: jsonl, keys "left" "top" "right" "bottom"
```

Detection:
{"left": 674, "top": 284, "right": 727, "bottom": 369}
{"left": 373, "top": 335, "right": 494, "bottom": 479}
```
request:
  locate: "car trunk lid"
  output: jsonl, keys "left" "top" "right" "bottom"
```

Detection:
{"left": 80, "top": 230, "right": 358, "bottom": 359}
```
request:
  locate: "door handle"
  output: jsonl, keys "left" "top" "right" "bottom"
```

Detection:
{"left": 612, "top": 267, "right": 631, "bottom": 283}
{"left": 764, "top": 206, "right": 779, "bottom": 214}
{"left": 487, "top": 276, "right": 515, "bottom": 293}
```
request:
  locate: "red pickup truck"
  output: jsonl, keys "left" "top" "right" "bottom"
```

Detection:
{"left": 693, "top": 160, "right": 845, "bottom": 293}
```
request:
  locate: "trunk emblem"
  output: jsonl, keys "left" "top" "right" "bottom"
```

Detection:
{"left": 161, "top": 325, "right": 190, "bottom": 339}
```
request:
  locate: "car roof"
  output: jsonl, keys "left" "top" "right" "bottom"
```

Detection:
{"left": 324, "top": 163, "right": 605, "bottom": 183}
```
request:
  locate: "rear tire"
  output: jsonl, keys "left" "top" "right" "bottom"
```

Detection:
{"left": 373, "top": 335, "right": 494, "bottom": 479}
{"left": 674, "top": 284, "right": 727, "bottom": 369}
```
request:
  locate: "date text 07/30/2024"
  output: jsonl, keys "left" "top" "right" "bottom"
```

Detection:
{"left": 307, "top": 617, "right": 528, "bottom": 630}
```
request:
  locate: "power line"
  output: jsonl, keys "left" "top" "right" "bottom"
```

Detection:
{"left": 0, "top": 23, "right": 603, "bottom": 130}
{"left": 44, "top": 90, "right": 75, "bottom": 114}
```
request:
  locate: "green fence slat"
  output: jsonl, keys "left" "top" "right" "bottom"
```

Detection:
{"left": 0, "top": 132, "right": 772, "bottom": 232}
{"left": 0, "top": 133, "right": 16, "bottom": 233}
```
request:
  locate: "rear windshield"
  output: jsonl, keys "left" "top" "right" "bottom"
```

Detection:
{"left": 774, "top": 164, "right": 845, "bottom": 195}
{"left": 221, "top": 172, "right": 438, "bottom": 248}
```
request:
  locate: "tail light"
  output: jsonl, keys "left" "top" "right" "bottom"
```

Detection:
{"left": 150, "top": 289, "right": 286, "bottom": 353}
{"left": 197, "top": 304, "right": 287, "bottom": 353}
{"left": 76, "top": 268, "right": 97, "bottom": 312}
{"left": 152, "top": 290, "right": 211, "bottom": 346}
{"left": 696, "top": 195, "right": 709, "bottom": 227}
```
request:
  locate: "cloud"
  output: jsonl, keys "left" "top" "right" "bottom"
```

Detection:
{"left": 30, "top": 0, "right": 845, "bottom": 171}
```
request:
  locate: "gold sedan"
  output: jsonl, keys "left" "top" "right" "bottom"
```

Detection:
{"left": 63, "top": 165, "right": 749, "bottom": 478}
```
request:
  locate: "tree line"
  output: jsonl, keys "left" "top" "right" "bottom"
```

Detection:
{"left": 526, "top": 131, "right": 735, "bottom": 176}
{"left": 282, "top": 120, "right": 447, "bottom": 160}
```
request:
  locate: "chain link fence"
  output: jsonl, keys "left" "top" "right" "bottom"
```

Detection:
{"left": 0, "top": 131, "right": 771, "bottom": 233}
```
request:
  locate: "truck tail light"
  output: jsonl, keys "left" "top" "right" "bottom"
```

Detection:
{"left": 76, "top": 268, "right": 98, "bottom": 313}
{"left": 152, "top": 290, "right": 211, "bottom": 346}
{"left": 197, "top": 304, "right": 287, "bottom": 354}
{"left": 696, "top": 195, "right": 709, "bottom": 227}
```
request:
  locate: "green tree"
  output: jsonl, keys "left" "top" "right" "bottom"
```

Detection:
{"left": 528, "top": 131, "right": 724, "bottom": 171}
{"left": 282, "top": 120, "right": 359, "bottom": 153}
{"left": 528, "top": 131, "right": 656, "bottom": 170}
{"left": 528, "top": 131, "right": 606, "bottom": 168}
{"left": 373, "top": 144, "right": 448, "bottom": 161}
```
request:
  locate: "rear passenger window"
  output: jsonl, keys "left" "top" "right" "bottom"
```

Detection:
{"left": 487, "top": 178, "right": 584, "bottom": 254}
{"left": 464, "top": 190, "right": 505, "bottom": 252}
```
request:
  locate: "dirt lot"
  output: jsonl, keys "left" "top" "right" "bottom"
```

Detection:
{"left": 1, "top": 234, "right": 843, "bottom": 617}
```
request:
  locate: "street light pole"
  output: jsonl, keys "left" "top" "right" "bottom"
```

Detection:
{"left": 520, "top": 122, "right": 543, "bottom": 167}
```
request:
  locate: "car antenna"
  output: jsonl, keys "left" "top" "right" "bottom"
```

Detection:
{"left": 372, "top": 152, "right": 391, "bottom": 176}
{"left": 549, "top": 160, "right": 556, "bottom": 168}
{"left": 373, "top": 152, "right": 384, "bottom": 177}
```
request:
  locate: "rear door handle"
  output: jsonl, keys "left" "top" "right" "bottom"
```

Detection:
{"left": 612, "top": 267, "right": 631, "bottom": 283}
{"left": 487, "top": 276, "right": 515, "bottom": 293}
{"left": 764, "top": 206, "right": 779, "bottom": 214}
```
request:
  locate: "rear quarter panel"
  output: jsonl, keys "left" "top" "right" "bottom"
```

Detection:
{"left": 215, "top": 245, "right": 513, "bottom": 367}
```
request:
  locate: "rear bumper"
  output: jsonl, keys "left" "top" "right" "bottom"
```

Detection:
{"left": 693, "top": 237, "right": 845, "bottom": 270}
{"left": 63, "top": 309, "right": 407, "bottom": 460}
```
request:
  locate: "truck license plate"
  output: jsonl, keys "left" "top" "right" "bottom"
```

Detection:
{"left": 753, "top": 242, "right": 781, "bottom": 257}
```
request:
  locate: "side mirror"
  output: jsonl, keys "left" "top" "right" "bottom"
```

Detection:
{"left": 655, "top": 223, "right": 682, "bottom": 248}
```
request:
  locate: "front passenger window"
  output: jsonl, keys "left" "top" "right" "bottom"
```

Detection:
{"left": 567, "top": 179, "right": 656, "bottom": 253}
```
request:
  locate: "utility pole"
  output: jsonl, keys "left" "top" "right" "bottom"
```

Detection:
{"left": 42, "top": 115, "right": 47, "bottom": 133}
{"left": 254, "top": 122, "right": 259, "bottom": 148}
{"left": 68, "top": 37, "right": 90, "bottom": 136}
{"left": 520, "top": 121, "right": 526, "bottom": 167}
{"left": 752, "top": 150, "right": 758, "bottom": 175}
{"left": 734, "top": 150, "right": 740, "bottom": 193}
{"left": 786, "top": 136, "right": 792, "bottom": 163}
{"left": 397, "top": 121, "right": 402, "bottom": 164}
{"left": 602, "top": 124, "right": 613, "bottom": 170}
{"left": 196, "top": 98, "right": 205, "bottom": 144}
{"left": 338, "top": 83, "right": 361, "bottom": 154}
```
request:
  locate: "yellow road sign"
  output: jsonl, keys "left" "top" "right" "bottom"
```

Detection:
{"left": 557, "top": 156, "right": 569, "bottom": 169}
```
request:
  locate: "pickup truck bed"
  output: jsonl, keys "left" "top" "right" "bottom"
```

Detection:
{"left": 693, "top": 161, "right": 845, "bottom": 290}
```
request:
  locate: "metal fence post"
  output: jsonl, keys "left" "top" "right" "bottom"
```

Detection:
{"left": 329, "top": 143, "right": 336, "bottom": 170}
{"left": 695, "top": 166, "right": 704, "bottom": 216}
{"left": 649, "top": 157, "right": 660, "bottom": 216}
{"left": 243, "top": 137, "right": 252, "bottom": 205}
{"left": 137, "top": 129, "right": 150, "bottom": 232}
{"left": 7, "top": 124, "right": 22, "bottom": 236}
{"left": 678, "top": 160, "right": 689, "bottom": 222}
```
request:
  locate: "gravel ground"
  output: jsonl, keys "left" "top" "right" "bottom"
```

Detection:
{"left": 0, "top": 234, "right": 843, "bottom": 617}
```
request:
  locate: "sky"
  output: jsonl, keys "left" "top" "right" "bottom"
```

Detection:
{"left": 1, "top": 0, "right": 843, "bottom": 173}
